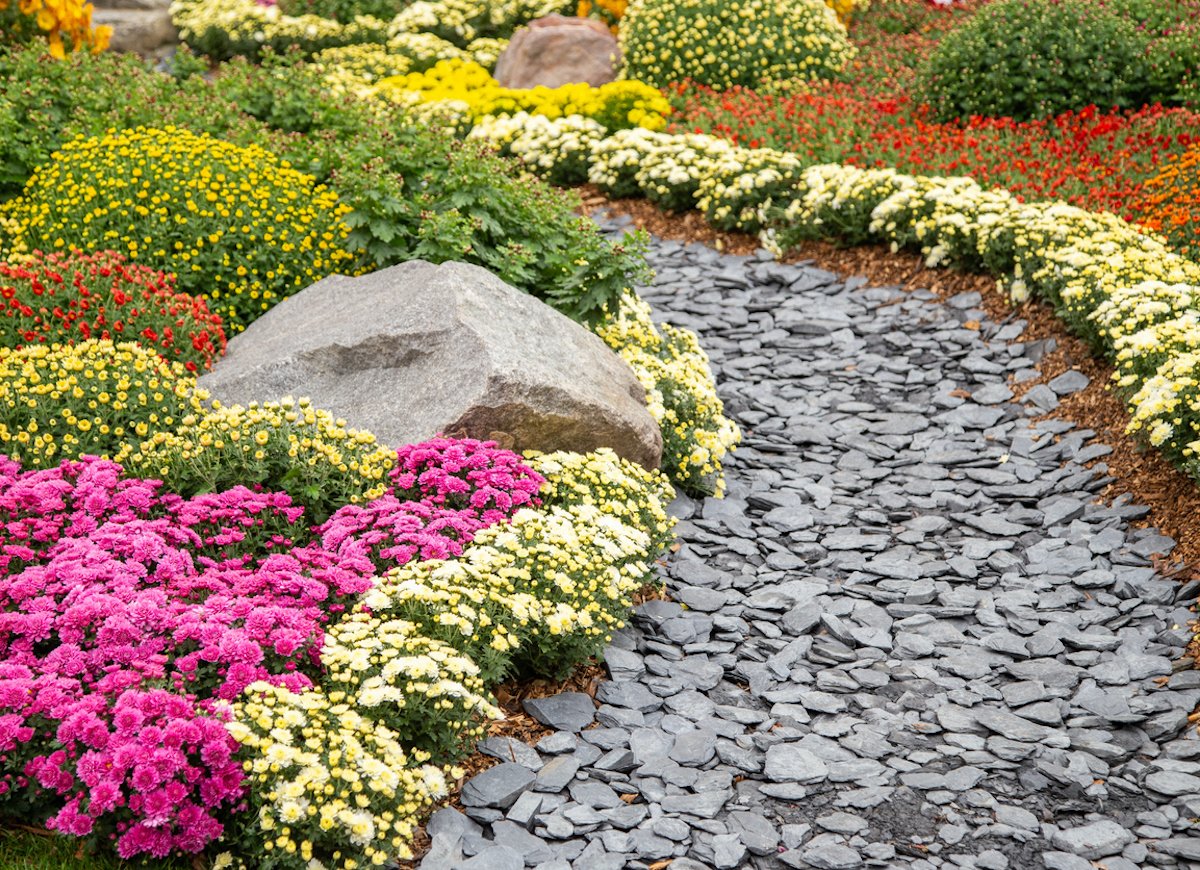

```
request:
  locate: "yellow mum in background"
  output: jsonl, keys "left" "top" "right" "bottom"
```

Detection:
{"left": 373, "top": 58, "right": 671, "bottom": 131}
{"left": 2, "top": 126, "right": 360, "bottom": 332}
{"left": 619, "top": 0, "right": 854, "bottom": 90}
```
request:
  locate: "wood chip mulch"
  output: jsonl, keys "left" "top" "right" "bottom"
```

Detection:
{"left": 583, "top": 192, "right": 1200, "bottom": 666}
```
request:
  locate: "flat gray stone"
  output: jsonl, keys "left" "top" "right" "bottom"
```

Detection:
{"left": 765, "top": 744, "right": 829, "bottom": 784}
{"left": 523, "top": 693, "right": 596, "bottom": 733}
{"left": 1048, "top": 370, "right": 1089, "bottom": 396}
{"left": 461, "top": 764, "right": 536, "bottom": 810}
{"left": 1050, "top": 820, "right": 1134, "bottom": 859}
{"left": 459, "top": 844, "right": 524, "bottom": 870}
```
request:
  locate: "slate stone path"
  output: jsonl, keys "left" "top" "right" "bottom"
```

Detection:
{"left": 421, "top": 222, "right": 1200, "bottom": 870}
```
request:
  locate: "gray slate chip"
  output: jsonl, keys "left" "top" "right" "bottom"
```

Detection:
{"left": 461, "top": 763, "right": 536, "bottom": 810}
{"left": 523, "top": 693, "right": 596, "bottom": 732}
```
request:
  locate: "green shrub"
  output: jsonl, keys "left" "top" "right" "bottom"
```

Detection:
{"left": 918, "top": 0, "right": 1199, "bottom": 121}
{"left": 207, "top": 59, "right": 649, "bottom": 323}
{"left": 0, "top": 47, "right": 183, "bottom": 201}
{"left": 0, "top": 46, "right": 645, "bottom": 326}
{"left": 619, "top": 0, "right": 854, "bottom": 90}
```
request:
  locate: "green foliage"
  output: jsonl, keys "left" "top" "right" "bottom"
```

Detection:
{"left": 920, "top": 0, "right": 1200, "bottom": 121}
{"left": 0, "top": 827, "right": 190, "bottom": 870}
{"left": 0, "top": 47, "right": 171, "bottom": 200}
{"left": 619, "top": 0, "right": 855, "bottom": 90}
{"left": 0, "top": 44, "right": 643, "bottom": 328}
{"left": 8, "top": 125, "right": 356, "bottom": 331}
{"left": 201, "top": 58, "right": 646, "bottom": 323}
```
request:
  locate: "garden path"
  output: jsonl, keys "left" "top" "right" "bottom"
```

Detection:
{"left": 434, "top": 222, "right": 1200, "bottom": 870}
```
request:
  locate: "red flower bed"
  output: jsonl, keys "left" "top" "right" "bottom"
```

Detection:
{"left": 0, "top": 251, "right": 226, "bottom": 373}
{"left": 671, "top": 84, "right": 1200, "bottom": 217}
{"left": 666, "top": 0, "right": 1200, "bottom": 235}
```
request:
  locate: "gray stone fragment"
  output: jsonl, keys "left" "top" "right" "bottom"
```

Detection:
{"left": 661, "top": 791, "right": 729, "bottom": 816}
{"left": 536, "top": 731, "right": 577, "bottom": 755}
{"left": 1050, "top": 820, "right": 1134, "bottom": 859}
{"left": 727, "top": 811, "right": 779, "bottom": 856}
{"left": 568, "top": 780, "right": 622, "bottom": 809}
{"left": 458, "top": 844, "right": 524, "bottom": 870}
{"left": 535, "top": 756, "right": 580, "bottom": 793}
{"left": 479, "top": 736, "right": 544, "bottom": 771}
{"left": 801, "top": 842, "right": 863, "bottom": 869}
{"left": 816, "top": 812, "right": 868, "bottom": 835}
{"left": 995, "top": 805, "right": 1038, "bottom": 831}
{"left": 1152, "top": 838, "right": 1200, "bottom": 860}
{"left": 523, "top": 693, "right": 596, "bottom": 732}
{"left": 1145, "top": 768, "right": 1200, "bottom": 797}
{"left": 1042, "top": 853, "right": 1093, "bottom": 870}
{"left": 505, "top": 791, "right": 543, "bottom": 829}
{"left": 492, "top": 821, "right": 554, "bottom": 866}
{"left": 670, "top": 729, "right": 719, "bottom": 766}
{"left": 596, "top": 680, "right": 662, "bottom": 713}
{"left": 603, "top": 647, "right": 645, "bottom": 681}
{"left": 712, "top": 833, "right": 747, "bottom": 869}
{"left": 1049, "top": 370, "right": 1089, "bottom": 395}
{"left": 461, "top": 763, "right": 536, "bottom": 810}
{"left": 426, "top": 807, "right": 480, "bottom": 843}
{"left": 765, "top": 744, "right": 830, "bottom": 783}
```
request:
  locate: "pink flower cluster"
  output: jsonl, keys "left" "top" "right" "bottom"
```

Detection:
{"left": 319, "top": 438, "right": 543, "bottom": 573}
{"left": 390, "top": 437, "right": 545, "bottom": 519}
{"left": 0, "top": 440, "right": 543, "bottom": 859}
{"left": 3, "top": 676, "right": 242, "bottom": 859}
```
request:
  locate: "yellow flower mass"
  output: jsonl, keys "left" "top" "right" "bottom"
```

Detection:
{"left": 3, "top": 126, "right": 360, "bottom": 332}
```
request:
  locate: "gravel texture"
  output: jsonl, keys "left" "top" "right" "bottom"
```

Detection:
{"left": 421, "top": 221, "right": 1200, "bottom": 869}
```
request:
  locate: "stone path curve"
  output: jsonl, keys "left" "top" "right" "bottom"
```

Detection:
{"left": 420, "top": 223, "right": 1200, "bottom": 870}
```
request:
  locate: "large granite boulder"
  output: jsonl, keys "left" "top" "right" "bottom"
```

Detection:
{"left": 199, "top": 261, "right": 663, "bottom": 469}
{"left": 493, "top": 15, "right": 620, "bottom": 89}
{"left": 93, "top": 8, "right": 177, "bottom": 53}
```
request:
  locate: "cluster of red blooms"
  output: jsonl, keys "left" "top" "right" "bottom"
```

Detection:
{"left": 0, "top": 250, "right": 226, "bottom": 372}
{"left": 667, "top": 0, "right": 1200, "bottom": 232}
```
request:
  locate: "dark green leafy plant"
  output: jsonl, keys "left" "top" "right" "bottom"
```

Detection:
{"left": 919, "top": 0, "right": 1149, "bottom": 121}
{"left": 921, "top": 0, "right": 1200, "bottom": 120}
